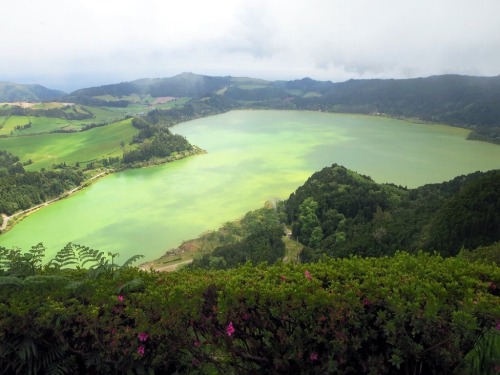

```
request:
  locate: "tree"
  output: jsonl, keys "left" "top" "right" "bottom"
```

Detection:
{"left": 292, "top": 197, "right": 321, "bottom": 247}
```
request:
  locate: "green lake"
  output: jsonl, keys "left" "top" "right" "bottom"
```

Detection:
{"left": 1, "top": 110, "right": 500, "bottom": 262}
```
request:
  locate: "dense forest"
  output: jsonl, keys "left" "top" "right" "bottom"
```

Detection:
{"left": 0, "top": 151, "right": 84, "bottom": 216}
{"left": 280, "top": 164, "right": 500, "bottom": 261}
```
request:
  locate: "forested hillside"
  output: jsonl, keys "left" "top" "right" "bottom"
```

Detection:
{"left": 280, "top": 164, "right": 500, "bottom": 261}
{"left": 0, "top": 151, "right": 84, "bottom": 216}
{"left": 4, "top": 73, "right": 500, "bottom": 144}
{"left": 65, "top": 73, "right": 500, "bottom": 144}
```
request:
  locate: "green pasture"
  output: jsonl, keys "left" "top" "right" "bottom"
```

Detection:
{"left": 237, "top": 84, "right": 271, "bottom": 90}
{"left": 302, "top": 91, "right": 322, "bottom": 98}
{"left": 230, "top": 77, "right": 269, "bottom": 85}
{"left": 31, "top": 102, "right": 66, "bottom": 109}
{"left": 0, "top": 116, "right": 31, "bottom": 136}
{"left": 1, "top": 116, "right": 92, "bottom": 136}
{"left": 0, "top": 103, "right": 139, "bottom": 136}
{"left": 285, "top": 89, "right": 303, "bottom": 96}
{"left": 94, "top": 94, "right": 144, "bottom": 103}
{"left": 0, "top": 118, "right": 138, "bottom": 170}
{"left": 152, "top": 97, "right": 189, "bottom": 109}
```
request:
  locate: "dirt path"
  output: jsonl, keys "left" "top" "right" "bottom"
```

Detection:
{"left": 140, "top": 259, "right": 193, "bottom": 272}
{"left": 0, "top": 171, "right": 108, "bottom": 232}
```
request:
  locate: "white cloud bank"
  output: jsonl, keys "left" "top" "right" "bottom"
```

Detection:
{"left": 1, "top": 0, "right": 499, "bottom": 90}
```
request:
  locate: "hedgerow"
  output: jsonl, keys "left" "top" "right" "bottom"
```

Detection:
{"left": 0, "top": 252, "right": 498, "bottom": 374}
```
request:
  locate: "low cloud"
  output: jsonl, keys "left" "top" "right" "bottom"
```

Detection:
{"left": 1, "top": 0, "right": 499, "bottom": 91}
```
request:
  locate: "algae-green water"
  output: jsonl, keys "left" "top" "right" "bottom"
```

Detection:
{"left": 1, "top": 110, "right": 500, "bottom": 262}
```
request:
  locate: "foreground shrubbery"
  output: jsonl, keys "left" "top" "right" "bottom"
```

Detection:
{"left": 0, "top": 252, "right": 499, "bottom": 374}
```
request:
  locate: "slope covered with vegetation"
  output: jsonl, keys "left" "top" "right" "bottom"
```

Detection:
{"left": 0, "top": 150, "right": 84, "bottom": 216}
{"left": 0, "top": 82, "right": 65, "bottom": 102}
{"left": 280, "top": 164, "right": 500, "bottom": 261}
{"left": 66, "top": 73, "right": 500, "bottom": 144}
{"left": 0, "top": 243, "right": 498, "bottom": 374}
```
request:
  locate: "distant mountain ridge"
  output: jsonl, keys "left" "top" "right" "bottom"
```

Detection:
{"left": 69, "top": 72, "right": 233, "bottom": 99}
{"left": 0, "top": 82, "right": 66, "bottom": 102}
{"left": 3, "top": 73, "right": 500, "bottom": 143}
{"left": 66, "top": 72, "right": 500, "bottom": 143}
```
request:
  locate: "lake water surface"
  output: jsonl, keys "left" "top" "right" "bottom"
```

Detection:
{"left": 1, "top": 110, "right": 500, "bottom": 262}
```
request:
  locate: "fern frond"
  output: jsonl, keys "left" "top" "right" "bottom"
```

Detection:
{"left": 46, "top": 362, "right": 69, "bottom": 375}
{"left": 48, "top": 243, "right": 79, "bottom": 270}
{"left": 78, "top": 246, "right": 106, "bottom": 268}
{"left": 86, "top": 265, "right": 109, "bottom": 280}
{"left": 120, "top": 254, "right": 145, "bottom": 270}
{"left": 116, "top": 278, "right": 145, "bottom": 294}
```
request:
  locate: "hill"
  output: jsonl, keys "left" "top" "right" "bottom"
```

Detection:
{"left": 0, "top": 82, "right": 65, "bottom": 102}
{"left": 150, "top": 165, "right": 500, "bottom": 272}
{"left": 281, "top": 164, "right": 500, "bottom": 261}
{"left": 65, "top": 73, "right": 500, "bottom": 144}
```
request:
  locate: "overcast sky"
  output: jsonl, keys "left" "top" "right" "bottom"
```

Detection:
{"left": 2, "top": 0, "right": 499, "bottom": 91}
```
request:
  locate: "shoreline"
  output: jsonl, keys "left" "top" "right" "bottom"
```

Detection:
{"left": 0, "top": 146, "right": 206, "bottom": 234}
{"left": 0, "top": 170, "right": 109, "bottom": 233}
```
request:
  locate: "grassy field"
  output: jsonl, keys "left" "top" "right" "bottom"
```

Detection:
{"left": 0, "top": 99, "right": 191, "bottom": 170}
{"left": 0, "top": 118, "right": 138, "bottom": 170}
{"left": 6, "top": 116, "right": 83, "bottom": 136}
{"left": 0, "top": 116, "right": 29, "bottom": 136}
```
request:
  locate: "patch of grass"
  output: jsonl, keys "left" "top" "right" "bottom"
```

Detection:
{"left": 2, "top": 116, "right": 100, "bottom": 136}
{"left": 286, "top": 89, "right": 303, "bottom": 96}
{"left": 303, "top": 91, "right": 322, "bottom": 98}
{"left": 283, "top": 235, "right": 303, "bottom": 263}
{"left": 31, "top": 102, "right": 67, "bottom": 109}
{"left": 151, "top": 97, "right": 190, "bottom": 109}
{"left": 237, "top": 84, "right": 271, "bottom": 90}
{"left": 0, "top": 116, "right": 30, "bottom": 136}
{"left": 0, "top": 118, "right": 138, "bottom": 170}
{"left": 231, "top": 77, "right": 269, "bottom": 85}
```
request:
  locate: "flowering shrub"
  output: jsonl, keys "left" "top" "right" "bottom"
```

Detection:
{"left": 0, "top": 252, "right": 498, "bottom": 374}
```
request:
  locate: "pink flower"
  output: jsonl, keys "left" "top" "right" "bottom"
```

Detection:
{"left": 281, "top": 275, "right": 286, "bottom": 282}
{"left": 496, "top": 322, "right": 500, "bottom": 331}
{"left": 305, "top": 270, "right": 312, "bottom": 280}
{"left": 117, "top": 295, "right": 124, "bottom": 301}
{"left": 137, "top": 345, "right": 145, "bottom": 356}
{"left": 310, "top": 352, "right": 318, "bottom": 361}
{"left": 363, "top": 298, "right": 372, "bottom": 306}
{"left": 193, "top": 340, "right": 201, "bottom": 347}
{"left": 226, "top": 322, "right": 235, "bottom": 336}
{"left": 138, "top": 332, "right": 149, "bottom": 342}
